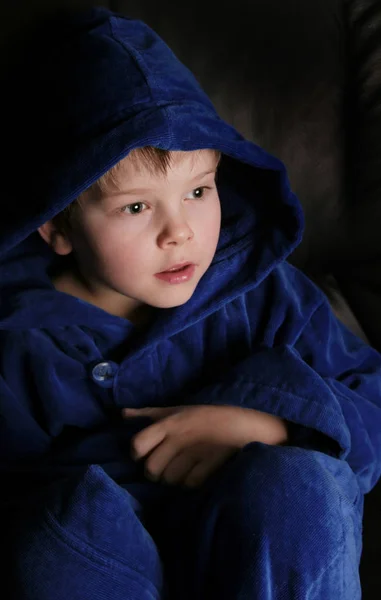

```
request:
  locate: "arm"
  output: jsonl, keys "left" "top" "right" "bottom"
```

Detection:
{"left": 294, "top": 300, "right": 381, "bottom": 493}
{"left": 126, "top": 281, "right": 381, "bottom": 493}
{"left": 183, "top": 298, "right": 381, "bottom": 494}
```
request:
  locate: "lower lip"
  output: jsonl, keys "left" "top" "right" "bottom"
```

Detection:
{"left": 154, "top": 264, "right": 196, "bottom": 284}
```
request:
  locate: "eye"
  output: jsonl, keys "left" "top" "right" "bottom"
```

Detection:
{"left": 186, "top": 186, "right": 210, "bottom": 200}
{"left": 121, "top": 202, "right": 148, "bottom": 215}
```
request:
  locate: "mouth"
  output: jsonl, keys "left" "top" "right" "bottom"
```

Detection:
{"left": 154, "top": 262, "right": 196, "bottom": 284}
{"left": 157, "top": 262, "right": 193, "bottom": 274}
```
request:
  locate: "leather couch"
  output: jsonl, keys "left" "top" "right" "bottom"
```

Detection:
{"left": 2, "top": 0, "right": 380, "bottom": 596}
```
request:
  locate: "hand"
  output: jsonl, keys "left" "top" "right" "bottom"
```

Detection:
{"left": 122, "top": 405, "right": 287, "bottom": 488}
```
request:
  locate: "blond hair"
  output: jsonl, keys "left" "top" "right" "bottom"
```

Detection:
{"left": 53, "top": 146, "right": 220, "bottom": 232}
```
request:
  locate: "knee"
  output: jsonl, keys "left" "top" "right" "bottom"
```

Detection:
{"left": 224, "top": 443, "right": 359, "bottom": 515}
{"left": 8, "top": 466, "right": 163, "bottom": 599}
{"left": 215, "top": 443, "right": 362, "bottom": 562}
{"left": 205, "top": 445, "right": 362, "bottom": 597}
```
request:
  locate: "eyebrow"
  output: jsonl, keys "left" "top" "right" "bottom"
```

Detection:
{"left": 106, "top": 167, "right": 218, "bottom": 197}
{"left": 191, "top": 168, "right": 218, "bottom": 180}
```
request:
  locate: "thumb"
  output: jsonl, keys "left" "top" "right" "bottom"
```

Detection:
{"left": 122, "top": 406, "right": 173, "bottom": 420}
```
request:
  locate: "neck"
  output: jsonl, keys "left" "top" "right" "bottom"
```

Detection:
{"left": 52, "top": 266, "right": 154, "bottom": 325}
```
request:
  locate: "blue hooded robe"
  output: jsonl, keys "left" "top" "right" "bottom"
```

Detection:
{"left": 0, "top": 7, "right": 380, "bottom": 600}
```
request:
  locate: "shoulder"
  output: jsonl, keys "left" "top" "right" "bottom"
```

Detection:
{"left": 235, "top": 262, "right": 325, "bottom": 347}
{"left": 0, "top": 326, "right": 99, "bottom": 383}
{"left": 271, "top": 262, "right": 326, "bottom": 311}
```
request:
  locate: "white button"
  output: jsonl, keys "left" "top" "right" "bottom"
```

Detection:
{"left": 91, "top": 361, "right": 117, "bottom": 387}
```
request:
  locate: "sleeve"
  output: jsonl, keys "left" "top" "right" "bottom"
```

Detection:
{"left": 186, "top": 300, "right": 381, "bottom": 494}
{"left": 0, "top": 373, "right": 55, "bottom": 509}
{"left": 0, "top": 374, "right": 52, "bottom": 462}
{"left": 0, "top": 376, "right": 138, "bottom": 598}
{"left": 294, "top": 301, "right": 381, "bottom": 493}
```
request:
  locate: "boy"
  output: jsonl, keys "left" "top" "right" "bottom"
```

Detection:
{"left": 0, "top": 6, "right": 380, "bottom": 599}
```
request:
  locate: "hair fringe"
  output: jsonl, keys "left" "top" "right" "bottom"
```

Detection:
{"left": 53, "top": 146, "right": 220, "bottom": 232}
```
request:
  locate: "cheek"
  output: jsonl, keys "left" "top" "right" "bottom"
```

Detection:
{"left": 75, "top": 220, "right": 147, "bottom": 273}
{"left": 96, "top": 234, "right": 146, "bottom": 275}
{"left": 199, "top": 200, "right": 221, "bottom": 251}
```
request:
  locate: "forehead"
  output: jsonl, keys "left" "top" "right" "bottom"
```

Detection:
{"left": 130, "top": 148, "right": 217, "bottom": 172}
{"left": 101, "top": 149, "right": 220, "bottom": 194}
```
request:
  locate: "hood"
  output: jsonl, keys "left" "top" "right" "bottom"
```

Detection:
{"left": 0, "top": 7, "right": 303, "bottom": 330}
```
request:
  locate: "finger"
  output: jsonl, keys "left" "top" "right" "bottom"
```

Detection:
{"left": 122, "top": 406, "right": 176, "bottom": 420}
{"left": 161, "top": 450, "right": 200, "bottom": 485}
{"left": 144, "top": 439, "right": 180, "bottom": 482}
{"left": 131, "top": 423, "right": 167, "bottom": 460}
{"left": 184, "top": 450, "right": 232, "bottom": 488}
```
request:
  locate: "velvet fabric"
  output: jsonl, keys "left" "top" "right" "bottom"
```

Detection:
{"left": 1, "top": 7, "right": 381, "bottom": 598}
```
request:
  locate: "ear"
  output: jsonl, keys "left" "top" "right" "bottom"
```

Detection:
{"left": 38, "top": 221, "right": 73, "bottom": 255}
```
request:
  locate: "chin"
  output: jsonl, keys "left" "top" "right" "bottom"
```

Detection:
{"left": 150, "top": 288, "right": 196, "bottom": 309}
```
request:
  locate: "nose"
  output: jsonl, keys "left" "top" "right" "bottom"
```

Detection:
{"left": 157, "top": 213, "right": 194, "bottom": 248}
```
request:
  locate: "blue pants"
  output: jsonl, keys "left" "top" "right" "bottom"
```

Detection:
{"left": 8, "top": 444, "right": 363, "bottom": 599}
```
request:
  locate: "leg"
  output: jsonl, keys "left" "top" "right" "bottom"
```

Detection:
{"left": 151, "top": 443, "right": 363, "bottom": 600}
{"left": 6, "top": 465, "right": 164, "bottom": 600}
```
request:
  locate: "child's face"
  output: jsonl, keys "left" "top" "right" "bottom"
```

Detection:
{"left": 41, "top": 150, "right": 221, "bottom": 317}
